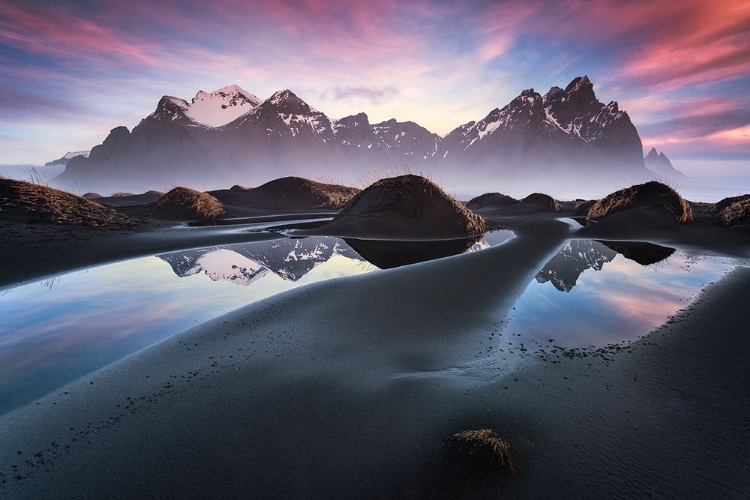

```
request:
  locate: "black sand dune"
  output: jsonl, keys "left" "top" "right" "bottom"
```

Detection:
{"left": 149, "top": 187, "right": 226, "bottom": 220}
{"left": 209, "top": 176, "right": 359, "bottom": 210}
{"left": 310, "top": 174, "right": 487, "bottom": 239}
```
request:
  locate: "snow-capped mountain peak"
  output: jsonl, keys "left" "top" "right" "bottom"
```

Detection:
{"left": 187, "top": 84, "right": 261, "bottom": 127}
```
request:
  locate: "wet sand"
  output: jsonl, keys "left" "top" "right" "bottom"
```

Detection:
{"left": 0, "top": 209, "right": 749, "bottom": 498}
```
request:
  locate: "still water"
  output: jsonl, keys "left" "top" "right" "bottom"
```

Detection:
{"left": 0, "top": 235, "right": 737, "bottom": 415}
{"left": 496, "top": 240, "right": 735, "bottom": 356}
{"left": 0, "top": 232, "right": 511, "bottom": 415}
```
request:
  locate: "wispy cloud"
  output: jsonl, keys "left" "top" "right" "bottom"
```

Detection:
{"left": 321, "top": 86, "right": 399, "bottom": 105}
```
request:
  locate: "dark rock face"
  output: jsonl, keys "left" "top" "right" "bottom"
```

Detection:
{"left": 53, "top": 76, "right": 651, "bottom": 193}
{"left": 644, "top": 147, "right": 686, "bottom": 180}
{"left": 440, "top": 75, "right": 647, "bottom": 182}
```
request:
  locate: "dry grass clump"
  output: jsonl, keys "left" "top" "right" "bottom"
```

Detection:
{"left": 587, "top": 181, "right": 693, "bottom": 224}
{"left": 150, "top": 187, "right": 226, "bottom": 220}
{"left": 717, "top": 197, "right": 750, "bottom": 226}
{"left": 446, "top": 429, "right": 516, "bottom": 476}
{"left": 705, "top": 194, "right": 750, "bottom": 214}
{"left": 306, "top": 179, "right": 360, "bottom": 209}
{"left": 0, "top": 178, "right": 134, "bottom": 227}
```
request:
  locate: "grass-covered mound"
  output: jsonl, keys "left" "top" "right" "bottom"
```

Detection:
{"left": 519, "top": 193, "right": 563, "bottom": 212}
{"left": 321, "top": 175, "right": 486, "bottom": 238}
{"left": 465, "top": 192, "right": 519, "bottom": 210}
{"left": 588, "top": 181, "right": 693, "bottom": 224}
{"left": 210, "top": 177, "right": 360, "bottom": 210}
{"left": 706, "top": 194, "right": 750, "bottom": 226}
{"left": 0, "top": 178, "right": 134, "bottom": 227}
{"left": 149, "top": 187, "right": 225, "bottom": 220}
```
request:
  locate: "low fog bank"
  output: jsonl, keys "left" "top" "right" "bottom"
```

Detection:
{"left": 11, "top": 159, "right": 745, "bottom": 203}
{"left": 0, "top": 164, "right": 65, "bottom": 184}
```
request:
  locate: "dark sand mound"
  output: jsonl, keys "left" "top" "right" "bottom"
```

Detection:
{"left": 316, "top": 175, "right": 487, "bottom": 239}
{"left": 706, "top": 194, "right": 750, "bottom": 226}
{"left": 82, "top": 192, "right": 103, "bottom": 200}
{"left": 588, "top": 181, "right": 693, "bottom": 224}
{"left": 209, "top": 177, "right": 359, "bottom": 210}
{"left": 572, "top": 199, "right": 597, "bottom": 217}
{"left": 96, "top": 190, "right": 165, "bottom": 207}
{"left": 0, "top": 178, "right": 134, "bottom": 227}
{"left": 149, "top": 187, "right": 225, "bottom": 221}
{"left": 519, "top": 193, "right": 563, "bottom": 212}
{"left": 470, "top": 192, "right": 561, "bottom": 216}
{"left": 465, "top": 192, "right": 519, "bottom": 210}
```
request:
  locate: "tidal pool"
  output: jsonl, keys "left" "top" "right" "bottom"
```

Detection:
{"left": 0, "top": 231, "right": 511, "bottom": 415}
{"left": 495, "top": 240, "right": 736, "bottom": 357}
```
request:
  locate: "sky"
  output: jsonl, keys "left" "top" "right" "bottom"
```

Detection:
{"left": 1, "top": 0, "right": 748, "bottom": 177}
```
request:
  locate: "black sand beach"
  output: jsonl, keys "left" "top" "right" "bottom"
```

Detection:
{"left": 0, "top": 179, "right": 749, "bottom": 498}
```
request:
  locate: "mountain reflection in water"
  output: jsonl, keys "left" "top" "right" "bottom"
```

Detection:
{"left": 158, "top": 237, "right": 363, "bottom": 284}
{"left": 536, "top": 240, "right": 677, "bottom": 293}
{"left": 158, "top": 231, "right": 514, "bottom": 282}
{"left": 0, "top": 230, "right": 513, "bottom": 416}
{"left": 500, "top": 240, "right": 734, "bottom": 350}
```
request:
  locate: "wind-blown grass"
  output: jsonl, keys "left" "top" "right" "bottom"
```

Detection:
{"left": 717, "top": 198, "right": 750, "bottom": 226}
{"left": 446, "top": 429, "right": 517, "bottom": 476}
{"left": 0, "top": 178, "right": 134, "bottom": 227}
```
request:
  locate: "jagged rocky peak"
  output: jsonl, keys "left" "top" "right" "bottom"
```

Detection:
{"left": 544, "top": 75, "right": 599, "bottom": 125}
{"left": 564, "top": 75, "right": 596, "bottom": 104}
{"left": 646, "top": 147, "right": 666, "bottom": 161}
{"left": 334, "top": 112, "right": 370, "bottom": 129}
{"left": 265, "top": 89, "right": 315, "bottom": 112}
{"left": 644, "top": 147, "right": 686, "bottom": 179}
{"left": 141, "top": 96, "right": 192, "bottom": 125}
{"left": 332, "top": 113, "right": 372, "bottom": 144}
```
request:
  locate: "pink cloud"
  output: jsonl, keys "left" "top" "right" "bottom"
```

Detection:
{"left": 0, "top": 3, "right": 160, "bottom": 67}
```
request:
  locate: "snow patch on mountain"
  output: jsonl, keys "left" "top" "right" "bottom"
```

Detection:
{"left": 187, "top": 85, "right": 261, "bottom": 127}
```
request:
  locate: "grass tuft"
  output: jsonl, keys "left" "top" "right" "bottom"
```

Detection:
{"left": 717, "top": 197, "right": 750, "bottom": 226}
{"left": 446, "top": 429, "right": 516, "bottom": 476}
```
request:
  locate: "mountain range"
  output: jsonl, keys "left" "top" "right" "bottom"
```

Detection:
{"left": 52, "top": 77, "right": 671, "bottom": 195}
